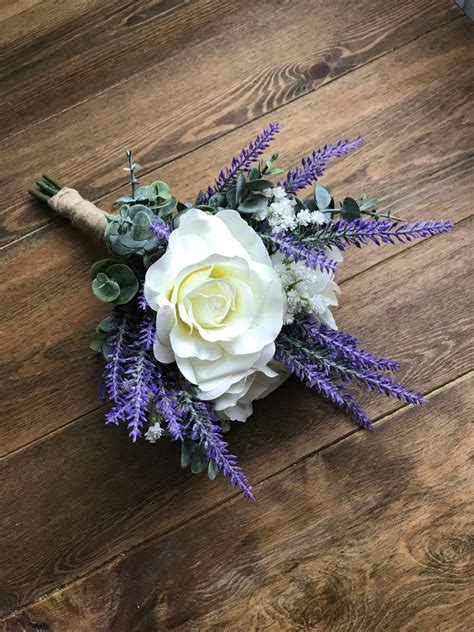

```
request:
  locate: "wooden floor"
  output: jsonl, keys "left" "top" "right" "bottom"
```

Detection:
{"left": 0, "top": 1, "right": 472, "bottom": 630}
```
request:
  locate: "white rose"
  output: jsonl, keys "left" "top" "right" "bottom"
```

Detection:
{"left": 144, "top": 208, "right": 286, "bottom": 421}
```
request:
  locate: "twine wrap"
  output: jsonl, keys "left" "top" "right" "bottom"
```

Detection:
{"left": 48, "top": 187, "right": 107, "bottom": 243}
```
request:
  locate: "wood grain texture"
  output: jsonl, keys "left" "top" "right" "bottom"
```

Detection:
{"left": 3, "top": 373, "right": 472, "bottom": 631}
{"left": 0, "top": 0, "right": 458, "bottom": 139}
{"left": 0, "top": 2, "right": 463, "bottom": 246}
{"left": 0, "top": 217, "right": 470, "bottom": 615}
{"left": 1, "top": 20, "right": 472, "bottom": 456}
{"left": 0, "top": 3, "right": 472, "bottom": 628}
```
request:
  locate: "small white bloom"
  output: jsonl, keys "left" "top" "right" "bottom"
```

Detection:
{"left": 145, "top": 422, "right": 163, "bottom": 443}
{"left": 311, "top": 210, "right": 328, "bottom": 225}
{"left": 272, "top": 186, "right": 287, "bottom": 201}
{"left": 296, "top": 209, "right": 312, "bottom": 226}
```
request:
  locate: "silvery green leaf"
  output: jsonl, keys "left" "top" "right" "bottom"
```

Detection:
{"left": 90, "top": 259, "right": 115, "bottom": 279}
{"left": 237, "top": 194, "right": 268, "bottom": 215}
{"left": 359, "top": 198, "right": 379, "bottom": 211}
{"left": 156, "top": 196, "right": 176, "bottom": 217}
{"left": 207, "top": 460, "right": 218, "bottom": 480}
{"left": 245, "top": 178, "right": 274, "bottom": 192}
{"left": 180, "top": 440, "right": 192, "bottom": 468}
{"left": 90, "top": 340, "right": 103, "bottom": 354}
{"left": 315, "top": 183, "right": 332, "bottom": 210}
{"left": 96, "top": 315, "right": 117, "bottom": 334}
{"left": 236, "top": 173, "right": 246, "bottom": 202}
{"left": 131, "top": 210, "right": 152, "bottom": 240}
{"left": 247, "top": 167, "right": 260, "bottom": 181}
{"left": 92, "top": 274, "right": 120, "bottom": 302}
{"left": 226, "top": 186, "right": 237, "bottom": 209}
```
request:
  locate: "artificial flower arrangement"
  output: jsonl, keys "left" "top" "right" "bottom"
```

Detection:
{"left": 30, "top": 124, "right": 452, "bottom": 499}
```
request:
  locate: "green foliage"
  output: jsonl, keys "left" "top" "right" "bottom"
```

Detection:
{"left": 180, "top": 438, "right": 218, "bottom": 480}
{"left": 117, "top": 180, "right": 177, "bottom": 218}
{"left": 301, "top": 183, "right": 402, "bottom": 221}
{"left": 106, "top": 204, "right": 165, "bottom": 257}
{"left": 90, "top": 259, "right": 139, "bottom": 305}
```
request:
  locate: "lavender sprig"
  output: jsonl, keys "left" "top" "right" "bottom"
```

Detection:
{"left": 103, "top": 310, "right": 132, "bottom": 402}
{"left": 279, "top": 330, "right": 425, "bottom": 406}
{"left": 282, "top": 137, "right": 364, "bottom": 193}
{"left": 310, "top": 218, "right": 453, "bottom": 251}
{"left": 264, "top": 230, "right": 338, "bottom": 273}
{"left": 294, "top": 317, "right": 400, "bottom": 372}
{"left": 204, "top": 123, "right": 280, "bottom": 199}
{"left": 178, "top": 392, "right": 254, "bottom": 499}
{"left": 275, "top": 343, "right": 372, "bottom": 427}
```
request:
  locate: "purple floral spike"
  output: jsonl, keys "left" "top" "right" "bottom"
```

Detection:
{"left": 185, "top": 397, "right": 255, "bottom": 499}
{"left": 103, "top": 311, "right": 132, "bottom": 402}
{"left": 282, "top": 136, "right": 364, "bottom": 193}
{"left": 296, "top": 318, "right": 400, "bottom": 372}
{"left": 327, "top": 218, "right": 453, "bottom": 249}
{"left": 151, "top": 218, "right": 172, "bottom": 242}
{"left": 275, "top": 343, "right": 372, "bottom": 428}
{"left": 267, "top": 231, "right": 338, "bottom": 273}
{"left": 203, "top": 123, "right": 280, "bottom": 200}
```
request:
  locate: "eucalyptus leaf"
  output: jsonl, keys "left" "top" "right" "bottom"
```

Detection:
{"left": 131, "top": 209, "right": 152, "bottom": 240}
{"left": 315, "top": 183, "right": 332, "bottom": 210}
{"left": 96, "top": 315, "right": 117, "bottom": 334}
{"left": 92, "top": 274, "right": 120, "bottom": 302}
{"left": 236, "top": 173, "right": 246, "bottom": 203}
{"left": 207, "top": 460, "right": 218, "bottom": 480}
{"left": 90, "top": 340, "right": 103, "bottom": 354}
{"left": 180, "top": 441, "right": 192, "bottom": 468}
{"left": 245, "top": 178, "right": 274, "bottom": 192}
{"left": 341, "top": 197, "right": 361, "bottom": 220}
{"left": 90, "top": 259, "right": 114, "bottom": 279}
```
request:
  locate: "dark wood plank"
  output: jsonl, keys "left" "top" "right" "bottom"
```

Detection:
{"left": 3, "top": 373, "right": 472, "bottom": 630}
{"left": 0, "top": 19, "right": 472, "bottom": 456}
{"left": 0, "top": 217, "right": 470, "bottom": 615}
{"left": 0, "top": 4, "right": 463, "bottom": 246}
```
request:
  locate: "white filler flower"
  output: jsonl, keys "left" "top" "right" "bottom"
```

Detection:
{"left": 144, "top": 208, "right": 287, "bottom": 421}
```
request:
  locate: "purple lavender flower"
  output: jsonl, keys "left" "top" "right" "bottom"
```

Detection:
{"left": 282, "top": 137, "right": 364, "bottom": 193}
{"left": 103, "top": 310, "right": 132, "bottom": 402}
{"left": 266, "top": 231, "right": 338, "bottom": 273}
{"left": 324, "top": 218, "right": 453, "bottom": 250}
{"left": 151, "top": 218, "right": 172, "bottom": 242}
{"left": 275, "top": 343, "right": 372, "bottom": 428}
{"left": 203, "top": 123, "right": 280, "bottom": 200}
{"left": 294, "top": 317, "right": 400, "bottom": 372}
{"left": 185, "top": 397, "right": 255, "bottom": 499}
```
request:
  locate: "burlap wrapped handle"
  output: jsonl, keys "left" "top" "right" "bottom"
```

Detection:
{"left": 47, "top": 187, "right": 107, "bottom": 243}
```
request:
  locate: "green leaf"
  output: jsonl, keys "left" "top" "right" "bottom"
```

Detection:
{"left": 90, "top": 340, "right": 103, "bottom": 353}
{"left": 96, "top": 315, "right": 117, "bottom": 334}
{"left": 207, "top": 460, "right": 218, "bottom": 480}
{"left": 236, "top": 173, "right": 246, "bottom": 203}
{"left": 247, "top": 167, "right": 261, "bottom": 181}
{"left": 245, "top": 178, "right": 274, "bottom": 192}
{"left": 226, "top": 186, "right": 237, "bottom": 209}
{"left": 341, "top": 197, "right": 361, "bottom": 220}
{"left": 315, "top": 183, "right": 332, "bottom": 210}
{"left": 90, "top": 259, "right": 115, "bottom": 280}
{"left": 131, "top": 210, "right": 152, "bottom": 240}
{"left": 237, "top": 193, "right": 268, "bottom": 215}
{"left": 92, "top": 274, "right": 120, "bottom": 302}
{"left": 107, "top": 264, "right": 139, "bottom": 305}
{"left": 180, "top": 441, "right": 192, "bottom": 468}
{"left": 155, "top": 196, "right": 176, "bottom": 217}
{"left": 359, "top": 197, "right": 379, "bottom": 211}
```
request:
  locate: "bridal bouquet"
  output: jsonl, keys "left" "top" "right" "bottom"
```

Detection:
{"left": 30, "top": 124, "right": 452, "bottom": 498}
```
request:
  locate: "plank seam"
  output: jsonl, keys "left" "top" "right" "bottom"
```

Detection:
{"left": 1, "top": 369, "right": 470, "bottom": 622}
